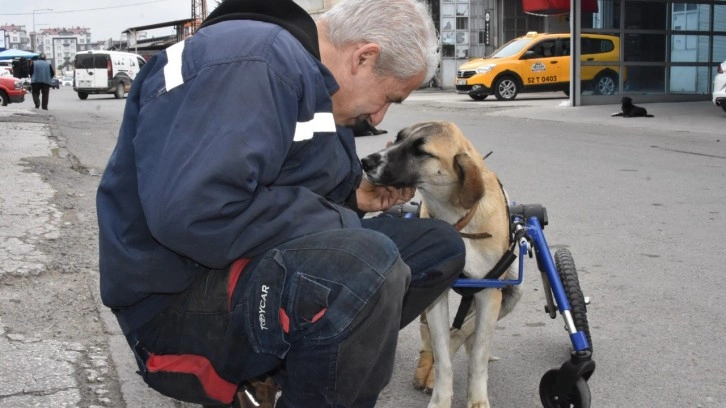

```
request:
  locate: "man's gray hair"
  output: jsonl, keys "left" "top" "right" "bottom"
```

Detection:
{"left": 320, "top": 0, "right": 440, "bottom": 83}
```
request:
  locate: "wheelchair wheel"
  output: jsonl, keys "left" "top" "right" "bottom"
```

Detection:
{"left": 554, "top": 249, "right": 592, "bottom": 352}
{"left": 539, "top": 369, "right": 591, "bottom": 408}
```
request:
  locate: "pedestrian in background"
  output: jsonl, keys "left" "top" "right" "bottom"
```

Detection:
{"left": 30, "top": 53, "right": 54, "bottom": 110}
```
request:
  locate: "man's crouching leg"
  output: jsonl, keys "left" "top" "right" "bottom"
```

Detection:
{"left": 261, "top": 228, "right": 410, "bottom": 408}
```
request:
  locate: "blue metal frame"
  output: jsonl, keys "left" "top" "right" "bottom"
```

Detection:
{"left": 451, "top": 214, "right": 591, "bottom": 352}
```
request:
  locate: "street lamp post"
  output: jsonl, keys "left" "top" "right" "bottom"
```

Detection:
{"left": 32, "top": 9, "right": 53, "bottom": 52}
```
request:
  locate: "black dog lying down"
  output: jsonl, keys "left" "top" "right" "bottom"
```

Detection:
{"left": 611, "top": 96, "right": 654, "bottom": 118}
{"left": 351, "top": 118, "right": 388, "bottom": 136}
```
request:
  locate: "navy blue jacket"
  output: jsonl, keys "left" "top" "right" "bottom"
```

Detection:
{"left": 97, "top": 1, "right": 362, "bottom": 332}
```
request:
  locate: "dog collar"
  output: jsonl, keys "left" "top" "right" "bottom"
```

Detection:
{"left": 454, "top": 205, "right": 493, "bottom": 239}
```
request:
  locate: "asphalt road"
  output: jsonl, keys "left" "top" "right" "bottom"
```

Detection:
{"left": 12, "top": 86, "right": 726, "bottom": 407}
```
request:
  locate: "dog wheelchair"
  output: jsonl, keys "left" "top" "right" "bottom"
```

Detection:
{"left": 384, "top": 201, "right": 596, "bottom": 408}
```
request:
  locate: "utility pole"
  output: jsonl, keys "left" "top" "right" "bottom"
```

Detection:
{"left": 190, "top": 0, "right": 208, "bottom": 35}
{"left": 32, "top": 9, "right": 52, "bottom": 52}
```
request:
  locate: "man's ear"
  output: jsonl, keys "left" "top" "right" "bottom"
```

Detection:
{"left": 351, "top": 43, "right": 380, "bottom": 74}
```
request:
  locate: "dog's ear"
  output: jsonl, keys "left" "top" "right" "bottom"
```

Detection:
{"left": 453, "top": 153, "right": 485, "bottom": 209}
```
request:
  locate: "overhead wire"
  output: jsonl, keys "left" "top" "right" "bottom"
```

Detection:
{"left": 0, "top": 0, "right": 177, "bottom": 16}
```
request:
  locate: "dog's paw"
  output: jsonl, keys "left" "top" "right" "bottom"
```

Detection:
{"left": 467, "top": 402, "right": 491, "bottom": 408}
{"left": 488, "top": 354, "right": 500, "bottom": 362}
{"left": 413, "top": 351, "right": 435, "bottom": 391}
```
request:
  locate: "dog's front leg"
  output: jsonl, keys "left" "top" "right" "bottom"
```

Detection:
{"left": 426, "top": 291, "right": 453, "bottom": 408}
{"left": 467, "top": 289, "right": 502, "bottom": 408}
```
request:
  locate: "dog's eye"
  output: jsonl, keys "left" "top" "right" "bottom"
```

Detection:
{"left": 412, "top": 138, "right": 436, "bottom": 158}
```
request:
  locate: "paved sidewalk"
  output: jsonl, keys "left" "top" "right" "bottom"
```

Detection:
{"left": 0, "top": 108, "right": 91, "bottom": 408}
{"left": 406, "top": 89, "right": 725, "bottom": 136}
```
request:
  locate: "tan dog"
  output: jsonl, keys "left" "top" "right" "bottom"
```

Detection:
{"left": 361, "top": 121, "right": 521, "bottom": 408}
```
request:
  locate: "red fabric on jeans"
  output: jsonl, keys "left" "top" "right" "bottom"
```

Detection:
{"left": 146, "top": 353, "right": 237, "bottom": 403}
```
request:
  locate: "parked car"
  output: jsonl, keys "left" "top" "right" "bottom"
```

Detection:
{"left": 51, "top": 77, "right": 60, "bottom": 89}
{"left": 0, "top": 61, "right": 12, "bottom": 77}
{"left": 713, "top": 59, "right": 726, "bottom": 113}
{"left": 456, "top": 31, "right": 623, "bottom": 101}
{"left": 0, "top": 76, "right": 26, "bottom": 106}
{"left": 61, "top": 76, "right": 73, "bottom": 87}
{"left": 73, "top": 50, "right": 146, "bottom": 99}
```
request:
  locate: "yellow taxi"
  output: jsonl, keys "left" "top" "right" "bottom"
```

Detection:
{"left": 456, "top": 32, "right": 622, "bottom": 101}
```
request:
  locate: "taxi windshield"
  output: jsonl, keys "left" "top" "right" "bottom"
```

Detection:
{"left": 489, "top": 38, "right": 532, "bottom": 58}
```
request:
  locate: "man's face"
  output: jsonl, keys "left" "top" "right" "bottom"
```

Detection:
{"left": 330, "top": 44, "right": 426, "bottom": 127}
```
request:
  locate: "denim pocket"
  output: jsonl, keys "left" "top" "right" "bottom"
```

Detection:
{"left": 286, "top": 273, "right": 330, "bottom": 333}
{"left": 293, "top": 274, "right": 367, "bottom": 343}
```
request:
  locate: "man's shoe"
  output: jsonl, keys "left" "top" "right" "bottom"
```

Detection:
{"left": 238, "top": 377, "right": 278, "bottom": 408}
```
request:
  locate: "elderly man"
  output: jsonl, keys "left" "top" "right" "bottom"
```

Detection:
{"left": 30, "top": 53, "right": 54, "bottom": 110}
{"left": 96, "top": 0, "right": 464, "bottom": 406}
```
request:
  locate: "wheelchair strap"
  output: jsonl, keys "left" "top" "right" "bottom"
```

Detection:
{"left": 452, "top": 294, "right": 474, "bottom": 330}
{"left": 451, "top": 227, "right": 525, "bottom": 330}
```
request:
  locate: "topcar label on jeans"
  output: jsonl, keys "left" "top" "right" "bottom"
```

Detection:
{"left": 259, "top": 285, "right": 269, "bottom": 330}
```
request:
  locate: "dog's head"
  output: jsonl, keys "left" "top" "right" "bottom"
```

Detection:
{"left": 361, "top": 121, "right": 486, "bottom": 209}
{"left": 621, "top": 96, "right": 633, "bottom": 106}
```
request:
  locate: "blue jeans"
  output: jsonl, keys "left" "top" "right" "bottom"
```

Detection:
{"left": 126, "top": 217, "right": 464, "bottom": 407}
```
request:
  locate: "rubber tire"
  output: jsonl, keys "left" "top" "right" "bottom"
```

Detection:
{"left": 78, "top": 92, "right": 89, "bottom": 100}
{"left": 115, "top": 82, "right": 125, "bottom": 99}
{"left": 0, "top": 90, "right": 8, "bottom": 106}
{"left": 494, "top": 76, "right": 519, "bottom": 101}
{"left": 554, "top": 248, "right": 592, "bottom": 352}
{"left": 721, "top": 103, "right": 726, "bottom": 113}
{"left": 469, "top": 94, "right": 488, "bottom": 101}
{"left": 593, "top": 73, "right": 617, "bottom": 95}
{"left": 539, "top": 369, "right": 591, "bottom": 408}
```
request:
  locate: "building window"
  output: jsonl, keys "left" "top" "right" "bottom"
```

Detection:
{"left": 456, "top": 17, "right": 468, "bottom": 30}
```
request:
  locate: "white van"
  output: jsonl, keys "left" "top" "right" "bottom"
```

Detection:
{"left": 73, "top": 50, "right": 146, "bottom": 100}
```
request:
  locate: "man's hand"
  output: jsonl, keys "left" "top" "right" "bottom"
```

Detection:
{"left": 356, "top": 178, "right": 416, "bottom": 213}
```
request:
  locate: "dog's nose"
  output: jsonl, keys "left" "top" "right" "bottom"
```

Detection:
{"left": 360, "top": 154, "right": 380, "bottom": 172}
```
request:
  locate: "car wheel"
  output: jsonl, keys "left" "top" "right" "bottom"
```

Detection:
{"left": 721, "top": 103, "right": 726, "bottom": 113}
{"left": 494, "top": 76, "right": 519, "bottom": 101}
{"left": 78, "top": 92, "right": 89, "bottom": 100}
{"left": 593, "top": 73, "right": 617, "bottom": 95}
{"left": 115, "top": 82, "right": 125, "bottom": 99}
{"left": 0, "top": 90, "right": 8, "bottom": 106}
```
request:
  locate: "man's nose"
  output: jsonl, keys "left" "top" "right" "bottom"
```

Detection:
{"left": 368, "top": 104, "right": 391, "bottom": 126}
{"left": 360, "top": 153, "right": 381, "bottom": 172}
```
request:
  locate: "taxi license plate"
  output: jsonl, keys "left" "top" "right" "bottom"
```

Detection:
{"left": 456, "top": 79, "right": 467, "bottom": 85}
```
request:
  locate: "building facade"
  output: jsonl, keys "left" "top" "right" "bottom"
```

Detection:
{"left": 0, "top": 24, "right": 30, "bottom": 51}
{"left": 34, "top": 27, "right": 94, "bottom": 72}
{"left": 439, "top": 0, "right": 725, "bottom": 103}
{"left": 295, "top": 0, "right": 726, "bottom": 104}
